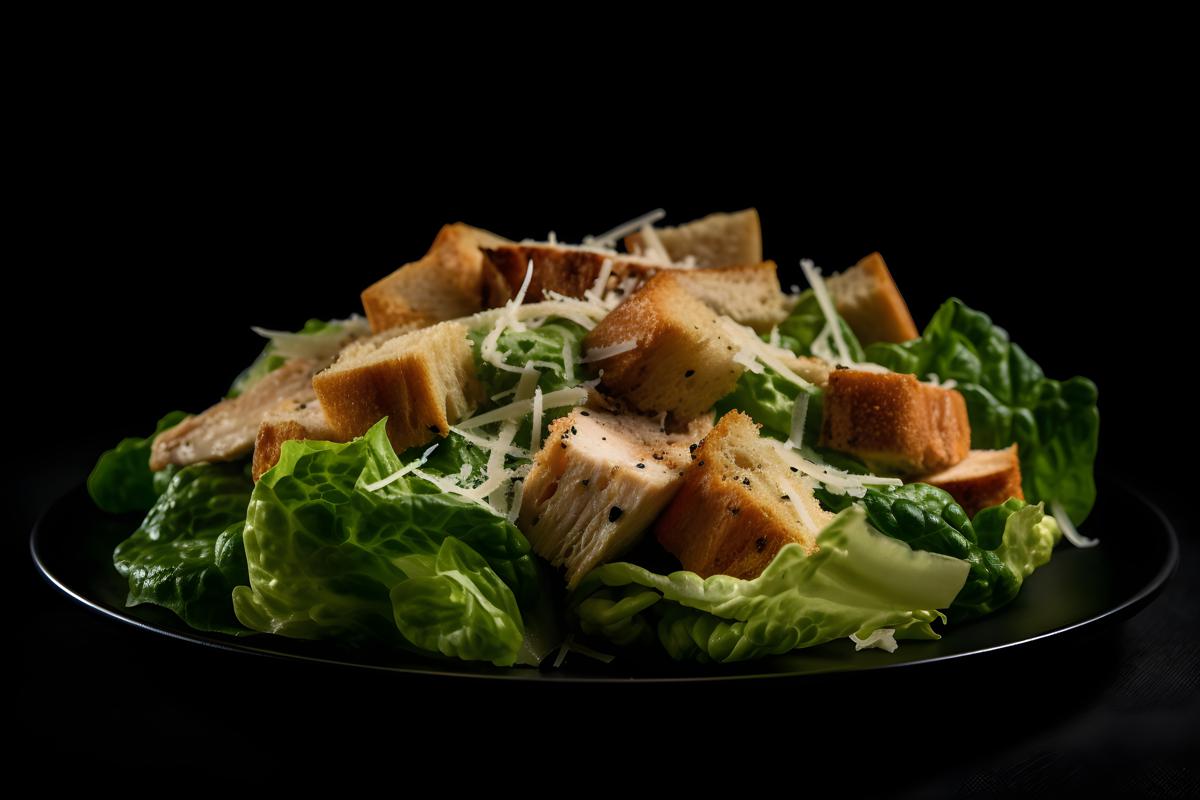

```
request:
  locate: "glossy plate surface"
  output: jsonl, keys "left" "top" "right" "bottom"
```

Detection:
{"left": 31, "top": 475, "right": 1177, "bottom": 682}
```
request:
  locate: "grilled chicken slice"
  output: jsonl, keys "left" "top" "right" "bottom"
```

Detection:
{"left": 150, "top": 358, "right": 320, "bottom": 470}
{"left": 518, "top": 408, "right": 711, "bottom": 588}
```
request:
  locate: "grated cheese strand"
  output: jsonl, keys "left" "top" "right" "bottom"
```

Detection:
{"left": 583, "top": 209, "right": 667, "bottom": 248}
{"left": 1050, "top": 500, "right": 1099, "bottom": 548}
{"left": 800, "top": 259, "right": 852, "bottom": 366}
{"left": 364, "top": 442, "right": 440, "bottom": 492}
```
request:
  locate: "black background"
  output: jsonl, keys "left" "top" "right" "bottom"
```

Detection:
{"left": 16, "top": 53, "right": 1196, "bottom": 793}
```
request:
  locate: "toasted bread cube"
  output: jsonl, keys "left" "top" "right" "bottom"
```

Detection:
{"left": 251, "top": 395, "right": 342, "bottom": 481}
{"left": 819, "top": 370, "right": 970, "bottom": 476}
{"left": 518, "top": 409, "right": 710, "bottom": 588}
{"left": 919, "top": 445, "right": 1024, "bottom": 516}
{"left": 625, "top": 208, "right": 762, "bottom": 268}
{"left": 312, "top": 321, "right": 481, "bottom": 452}
{"left": 669, "top": 261, "right": 789, "bottom": 333}
{"left": 361, "top": 223, "right": 509, "bottom": 333}
{"left": 655, "top": 411, "right": 833, "bottom": 579}
{"left": 824, "top": 252, "right": 919, "bottom": 345}
{"left": 583, "top": 272, "right": 743, "bottom": 420}
{"left": 481, "top": 244, "right": 658, "bottom": 306}
{"left": 150, "top": 358, "right": 320, "bottom": 471}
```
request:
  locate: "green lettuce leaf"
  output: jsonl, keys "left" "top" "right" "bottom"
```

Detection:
{"left": 228, "top": 318, "right": 334, "bottom": 398}
{"left": 864, "top": 299, "right": 1099, "bottom": 524}
{"left": 88, "top": 411, "right": 191, "bottom": 514}
{"left": 715, "top": 367, "right": 822, "bottom": 444}
{"left": 232, "top": 419, "right": 538, "bottom": 666}
{"left": 112, "top": 462, "right": 254, "bottom": 635}
{"left": 816, "top": 486, "right": 1061, "bottom": 622}
{"left": 571, "top": 505, "right": 969, "bottom": 663}
{"left": 776, "top": 290, "right": 865, "bottom": 361}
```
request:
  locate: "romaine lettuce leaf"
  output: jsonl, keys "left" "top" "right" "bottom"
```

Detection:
{"left": 776, "top": 290, "right": 865, "bottom": 361}
{"left": 571, "top": 505, "right": 969, "bottom": 663}
{"left": 88, "top": 411, "right": 191, "bottom": 513}
{"left": 231, "top": 420, "right": 539, "bottom": 666}
{"left": 865, "top": 298, "right": 1099, "bottom": 524}
{"left": 816, "top": 485, "right": 1060, "bottom": 622}
{"left": 112, "top": 462, "right": 254, "bottom": 635}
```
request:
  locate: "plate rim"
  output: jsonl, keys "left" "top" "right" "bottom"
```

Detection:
{"left": 29, "top": 477, "right": 1180, "bottom": 684}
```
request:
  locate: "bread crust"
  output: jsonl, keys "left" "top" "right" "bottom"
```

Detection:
{"left": 919, "top": 445, "right": 1024, "bottom": 516}
{"left": 819, "top": 369, "right": 970, "bottom": 476}
{"left": 312, "top": 321, "right": 481, "bottom": 452}
{"left": 825, "top": 252, "right": 919, "bottom": 345}
{"left": 625, "top": 208, "right": 762, "bottom": 268}
{"left": 583, "top": 272, "right": 743, "bottom": 420}
{"left": 361, "top": 223, "right": 508, "bottom": 332}
{"left": 481, "top": 244, "right": 659, "bottom": 306}
{"left": 655, "top": 411, "right": 832, "bottom": 579}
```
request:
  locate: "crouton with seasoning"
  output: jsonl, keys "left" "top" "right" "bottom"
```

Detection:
{"left": 362, "top": 223, "right": 510, "bottom": 333}
{"left": 518, "top": 408, "right": 711, "bottom": 589}
{"left": 824, "top": 252, "right": 919, "bottom": 345}
{"left": 312, "top": 320, "right": 482, "bottom": 453}
{"left": 583, "top": 272, "right": 744, "bottom": 421}
{"left": 669, "top": 261, "right": 790, "bottom": 333}
{"left": 918, "top": 445, "right": 1024, "bottom": 516}
{"left": 655, "top": 411, "right": 833, "bottom": 580}
{"left": 819, "top": 369, "right": 970, "bottom": 476}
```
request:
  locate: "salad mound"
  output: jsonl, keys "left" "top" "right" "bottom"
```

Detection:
{"left": 88, "top": 208, "right": 1097, "bottom": 667}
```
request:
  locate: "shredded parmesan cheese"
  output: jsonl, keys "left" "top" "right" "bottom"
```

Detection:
{"left": 365, "top": 442, "right": 440, "bottom": 492}
{"left": 850, "top": 629, "right": 898, "bottom": 653}
{"left": 583, "top": 209, "right": 667, "bottom": 248}
{"left": 581, "top": 339, "right": 638, "bottom": 363}
{"left": 788, "top": 392, "right": 810, "bottom": 449}
{"left": 530, "top": 387, "right": 544, "bottom": 453}
{"left": 1050, "top": 500, "right": 1099, "bottom": 548}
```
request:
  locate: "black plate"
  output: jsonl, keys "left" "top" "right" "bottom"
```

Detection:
{"left": 31, "top": 475, "right": 1177, "bottom": 682}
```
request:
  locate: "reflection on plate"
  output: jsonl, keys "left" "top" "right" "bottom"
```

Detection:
{"left": 31, "top": 475, "right": 1177, "bottom": 682}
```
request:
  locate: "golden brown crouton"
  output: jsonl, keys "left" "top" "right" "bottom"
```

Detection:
{"left": 480, "top": 244, "right": 659, "bottom": 306}
{"left": 518, "top": 409, "right": 711, "bottom": 588}
{"left": 819, "top": 370, "right": 970, "bottom": 476}
{"left": 312, "top": 321, "right": 481, "bottom": 452}
{"left": 919, "top": 445, "right": 1024, "bottom": 516}
{"left": 583, "top": 272, "right": 744, "bottom": 421}
{"left": 655, "top": 411, "right": 833, "bottom": 579}
{"left": 150, "top": 358, "right": 320, "bottom": 471}
{"left": 668, "top": 261, "right": 790, "bottom": 333}
{"left": 824, "top": 252, "right": 919, "bottom": 345}
{"left": 361, "top": 223, "right": 509, "bottom": 333}
{"left": 625, "top": 208, "right": 762, "bottom": 268}
{"left": 251, "top": 395, "right": 342, "bottom": 481}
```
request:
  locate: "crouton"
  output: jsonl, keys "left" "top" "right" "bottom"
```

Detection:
{"left": 819, "top": 370, "right": 970, "bottom": 476}
{"left": 669, "top": 261, "right": 790, "bottom": 333}
{"left": 361, "top": 223, "right": 509, "bottom": 333}
{"left": 518, "top": 408, "right": 711, "bottom": 588}
{"left": 150, "top": 358, "right": 320, "bottom": 471}
{"left": 624, "top": 208, "right": 762, "bottom": 268}
{"left": 919, "top": 445, "right": 1024, "bottom": 516}
{"left": 312, "top": 321, "right": 481, "bottom": 452}
{"left": 583, "top": 272, "right": 744, "bottom": 420}
{"left": 655, "top": 411, "right": 834, "bottom": 579}
{"left": 251, "top": 395, "right": 342, "bottom": 481}
{"left": 480, "top": 243, "right": 660, "bottom": 306}
{"left": 824, "top": 252, "right": 919, "bottom": 345}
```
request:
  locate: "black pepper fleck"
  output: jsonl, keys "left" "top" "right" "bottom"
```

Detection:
{"left": 754, "top": 536, "right": 767, "bottom": 552}
{"left": 698, "top": 460, "right": 705, "bottom": 466}
{"left": 608, "top": 506, "right": 623, "bottom": 522}
{"left": 742, "top": 477, "right": 751, "bottom": 486}
{"left": 780, "top": 494, "right": 790, "bottom": 501}
{"left": 580, "top": 411, "right": 590, "bottom": 416}
{"left": 790, "top": 466, "right": 799, "bottom": 473}
{"left": 729, "top": 507, "right": 740, "bottom": 516}
{"left": 636, "top": 463, "right": 645, "bottom": 469}
{"left": 684, "top": 369, "right": 695, "bottom": 378}
{"left": 581, "top": 479, "right": 590, "bottom": 487}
